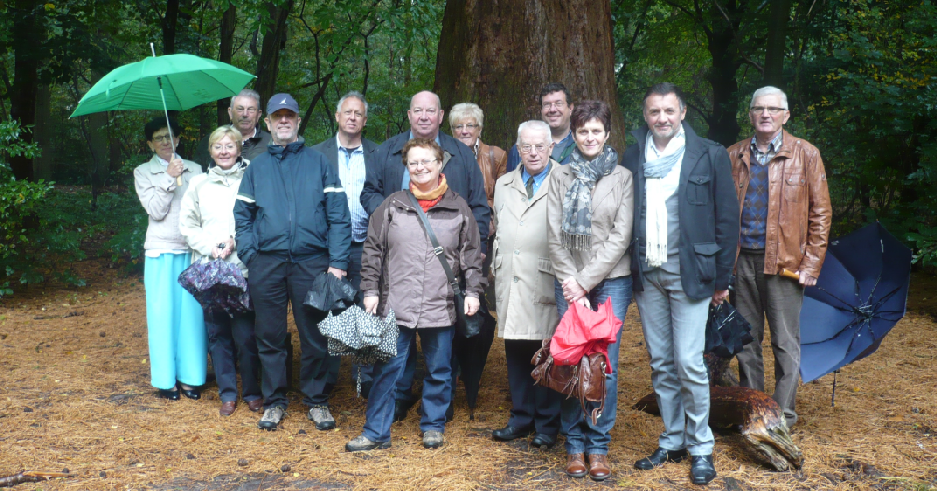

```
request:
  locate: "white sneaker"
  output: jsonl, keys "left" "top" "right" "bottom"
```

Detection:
{"left": 307, "top": 406, "right": 336, "bottom": 430}
{"left": 258, "top": 406, "right": 286, "bottom": 431}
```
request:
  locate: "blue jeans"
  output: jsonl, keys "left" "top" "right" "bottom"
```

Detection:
{"left": 362, "top": 326, "right": 454, "bottom": 443}
{"left": 555, "top": 276, "right": 632, "bottom": 455}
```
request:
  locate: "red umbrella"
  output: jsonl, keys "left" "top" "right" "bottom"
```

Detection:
{"left": 550, "top": 299, "right": 621, "bottom": 374}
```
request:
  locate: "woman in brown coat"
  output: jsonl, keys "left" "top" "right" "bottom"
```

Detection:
{"left": 345, "top": 138, "right": 483, "bottom": 453}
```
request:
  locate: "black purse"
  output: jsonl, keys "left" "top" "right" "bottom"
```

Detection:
{"left": 406, "top": 192, "right": 481, "bottom": 337}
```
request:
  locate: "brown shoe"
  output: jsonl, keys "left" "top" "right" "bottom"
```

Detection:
{"left": 565, "top": 453, "right": 587, "bottom": 478}
{"left": 587, "top": 454, "right": 611, "bottom": 481}
{"left": 247, "top": 399, "right": 264, "bottom": 412}
{"left": 219, "top": 401, "right": 237, "bottom": 417}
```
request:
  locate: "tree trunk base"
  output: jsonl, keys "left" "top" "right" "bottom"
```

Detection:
{"left": 0, "top": 471, "right": 72, "bottom": 488}
{"left": 634, "top": 387, "right": 804, "bottom": 471}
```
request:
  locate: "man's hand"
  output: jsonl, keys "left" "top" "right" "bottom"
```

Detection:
{"left": 798, "top": 271, "right": 818, "bottom": 287}
{"left": 711, "top": 289, "right": 729, "bottom": 306}
{"left": 363, "top": 296, "right": 379, "bottom": 314}
{"left": 464, "top": 297, "right": 480, "bottom": 316}
{"left": 562, "top": 277, "right": 587, "bottom": 303}
{"left": 327, "top": 267, "right": 347, "bottom": 279}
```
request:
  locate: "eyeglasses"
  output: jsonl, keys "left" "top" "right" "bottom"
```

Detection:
{"left": 519, "top": 144, "right": 549, "bottom": 154}
{"left": 750, "top": 106, "right": 787, "bottom": 115}
{"left": 410, "top": 107, "right": 438, "bottom": 117}
{"left": 542, "top": 101, "right": 566, "bottom": 110}
{"left": 212, "top": 143, "right": 237, "bottom": 152}
{"left": 407, "top": 158, "right": 439, "bottom": 168}
{"left": 453, "top": 123, "right": 479, "bottom": 131}
{"left": 234, "top": 106, "right": 258, "bottom": 114}
{"left": 151, "top": 135, "right": 173, "bottom": 143}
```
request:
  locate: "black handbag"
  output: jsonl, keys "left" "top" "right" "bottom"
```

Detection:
{"left": 406, "top": 192, "right": 481, "bottom": 337}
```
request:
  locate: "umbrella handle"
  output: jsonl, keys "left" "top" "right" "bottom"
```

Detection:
{"left": 779, "top": 268, "right": 800, "bottom": 280}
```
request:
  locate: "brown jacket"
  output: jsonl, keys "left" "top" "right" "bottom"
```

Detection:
{"left": 360, "top": 188, "right": 484, "bottom": 329}
{"left": 727, "top": 130, "right": 832, "bottom": 278}
{"left": 478, "top": 141, "right": 508, "bottom": 210}
{"left": 547, "top": 165, "right": 634, "bottom": 292}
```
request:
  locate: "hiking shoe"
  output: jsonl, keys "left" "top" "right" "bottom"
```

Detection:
{"left": 345, "top": 435, "right": 391, "bottom": 452}
{"left": 258, "top": 406, "right": 286, "bottom": 431}
{"left": 423, "top": 430, "right": 444, "bottom": 449}
{"left": 307, "top": 406, "right": 336, "bottom": 430}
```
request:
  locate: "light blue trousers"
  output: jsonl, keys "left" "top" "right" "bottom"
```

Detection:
{"left": 144, "top": 253, "right": 207, "bottom": 390}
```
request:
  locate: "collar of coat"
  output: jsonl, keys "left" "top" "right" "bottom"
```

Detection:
{"left": 390, "top": 131, "right": 463, "bottom": 160}
{"left": 388, "top": 187, "right": 463, "bottom": 213}
{"left": 141, "top": 153, "right": 199, "bottom": 175}
{"left": 502, "top": 159, "right": 557, "bottom": 203}
{"left": 206, "top": 158, "right": 249, "bottom": 184}
{"left": 267, "top": 137, "right": 306, "bottom": 156}
{"left": 630, "top": 122, "right": 705, "bottom": 183}
{"left": 733, "top": 129, "right": 796, "bottom": 169}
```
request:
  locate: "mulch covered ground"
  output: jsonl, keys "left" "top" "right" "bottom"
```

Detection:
{"left": 1, "top": 260, "right": 935, "bottom": 490}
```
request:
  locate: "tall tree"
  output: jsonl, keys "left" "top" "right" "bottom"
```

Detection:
{"left": 763, "top": 0, "right": 791, "bottom": 87}
{"left": 217, "top": 3, "right": 237, "bottom": 126}
{"left": 162, "top": 0, "right": 180, "bottom": 54}
{"left": 255, "top": 0, "right": 294, "bottom": 106}
{"left": 434, "top": 0, "right": 627, "bottom": 152}
{"left": 9, "top": 0, "right": 42, "bottom": 181}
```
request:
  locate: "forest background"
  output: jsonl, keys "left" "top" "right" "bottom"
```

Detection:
{"left": 0, "top": 0, "right": 934, "bottom": 297}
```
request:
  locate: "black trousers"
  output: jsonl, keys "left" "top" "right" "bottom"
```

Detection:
{"left": 249, "top": 254, "right": 332, "bottom": 409}
{"left": 205, "top": 310, "right": 261, "bottom": 403}
{"left": 504, "top": 339, "right": 561, "bottom": 435}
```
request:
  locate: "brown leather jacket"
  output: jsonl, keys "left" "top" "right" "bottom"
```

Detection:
{"left": 478, "top": 141, "right": 508, "bottom": 210}
{"left": 727, "top": 130, "right": 832, "bottom": 278}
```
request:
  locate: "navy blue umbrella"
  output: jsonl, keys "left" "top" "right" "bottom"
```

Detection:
{"left": 799, "top": 222, "right": 911, "bottom": 384}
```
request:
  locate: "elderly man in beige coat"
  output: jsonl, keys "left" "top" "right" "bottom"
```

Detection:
{"left": 490, "top": 120, "right": 562, "bottom": 449}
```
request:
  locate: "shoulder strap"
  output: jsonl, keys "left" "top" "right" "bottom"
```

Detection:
{"left": 406, "top": 191, "right": 462, "bottom": 294}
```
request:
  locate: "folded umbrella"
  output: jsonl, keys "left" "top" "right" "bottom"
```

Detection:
{"left": 177, "top": 259, "right": 251, "bottom": 314}
{"left": 319, "top": 306, "right": 398, "bottom": 395}
{"left": 705, "top": 302, "right": 754, "bottom": 359}
{"left": 550, "top": 299, "right": 621, "bottom": 373}
{"left": 452, "top": 307, "right": 495, "bottom": 419}
{"left": 303, "top": 272, "right": 358, "bottom": 312}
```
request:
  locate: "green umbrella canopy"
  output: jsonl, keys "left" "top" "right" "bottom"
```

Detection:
{"left": 70, "top": 54, "right": 255, "bottom": 118}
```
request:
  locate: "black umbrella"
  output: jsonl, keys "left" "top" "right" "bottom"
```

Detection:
{"left": 799, "top": 222, "right": 911, "bottom": 398}
{"left": 303, "top": 271, "right": 357, "bottom": 312}
{"left": 452, "top": 305, "right": 496, "bottom": 420}
{"left": 705, "top": 301, "right": 754, "bottom": 359}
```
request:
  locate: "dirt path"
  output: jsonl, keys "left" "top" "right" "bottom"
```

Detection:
{"left": 1, "top": 262, "right": 936, "bottom": 490}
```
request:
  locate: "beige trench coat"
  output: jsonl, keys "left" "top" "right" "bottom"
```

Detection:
{"left": 492, "top": 163, "right": 558, "bottom": 340}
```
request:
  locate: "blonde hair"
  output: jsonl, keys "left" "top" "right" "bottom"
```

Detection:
{"left": 208, "top": 125, "right": 243, "bottom": 156}
{"left": 449, "top": 103, "right": 484, "bottom": 130}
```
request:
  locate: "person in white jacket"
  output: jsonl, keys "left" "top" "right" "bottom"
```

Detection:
{"left": 180, "top": 125, "right": 262, "bottom": 416}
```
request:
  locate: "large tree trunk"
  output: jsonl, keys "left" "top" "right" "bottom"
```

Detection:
{"left": 255, "top": 1, "right": 294, "bottom": 108}
{"left": 162, "top": 0, "right": 179, "bottom": 55}
{"left": 434, "top": 0, "right": 627, "bottom": 153}
{"left": 9, "top": 0, "right": 41, "bottom": 181}
{"left": 33, "top": 83, "right": 53, "bottom": 181}
{"left": 217, "top": 4, "right": 237, "bottom": 126}
{"left": 763, "top": 0, "right": 791, "bottom": 88}
{"left": 87, "top": 73, "right": 109, "bottom": 205}
{"left": 705, "top": 19, "right": 742, "bottom": 147}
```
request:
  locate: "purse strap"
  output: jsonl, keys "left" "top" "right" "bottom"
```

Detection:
{"left": 406, "top": 191, "right": 462, "bottom": 296}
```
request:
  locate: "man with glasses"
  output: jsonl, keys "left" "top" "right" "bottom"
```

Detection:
{"left": 728, "top": 86, "right": 832, "bottom": 429}
{"left": 234, "top": 93, "right": 352, "bottom": 432}
{"left": 194, "top": 89, "right": 272, "bottom": 168}
{"left": 313, "top": 91, "right": 378, "bottom": 398}
{"left": 505, "top": 82, "right": 576, "bottom": 172}
{"left": 360, "top": 90, "right": 489, "bottom": 422}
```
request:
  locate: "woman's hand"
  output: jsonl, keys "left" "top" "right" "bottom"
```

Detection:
{"left": 363, "top": 296, "right": 379, "bottom": 315}
{"left": 574, "top": 297, "right": 591, "bottom": 309}
{"left": 212, "top": 237, "right": 235, "bottom": 259}
{"left": 562, "top": 277, "right": 587, "bottom": 303}
{"left": 166, "top": 158, "right": 184, "bottom": 178}
{"left": 464, "top": 296, "right": 480, "bottom": 316}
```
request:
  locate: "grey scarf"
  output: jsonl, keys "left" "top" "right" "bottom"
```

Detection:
{"left": 561, "top": 146, "right": 619, "bottom": 250}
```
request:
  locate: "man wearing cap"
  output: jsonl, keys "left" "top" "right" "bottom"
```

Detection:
{"left": 234, "top": 93, "right": 352, "bottom": 431}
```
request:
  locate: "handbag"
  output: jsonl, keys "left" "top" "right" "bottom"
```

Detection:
{"left": 530, "top": 339, "right": 606, "bottom": 425}
{"left": 406, "top": 192, "right": 482, "bottom": 338}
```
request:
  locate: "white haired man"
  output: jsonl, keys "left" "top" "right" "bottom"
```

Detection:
{"left": 194, "top": 89, "right": 272, "bottom": 167}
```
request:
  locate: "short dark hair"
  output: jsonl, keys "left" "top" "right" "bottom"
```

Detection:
{"left": 401, "top": 138, "right": 444, "bottom": 166}
{"left": 145, "top": 117, "right": 181, "bottom": 141}
{"left": 540, "top": 82, "right": 572, "bottom": 105}
{"left": 570, "top": 100, "right": 611, "bottom": 133}
{"left": 643, "top": 82, "right": 686, "bottom": 111}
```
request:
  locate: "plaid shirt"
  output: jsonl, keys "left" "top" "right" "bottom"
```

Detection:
{"left": 740, "top": 132, "right": 782, "bottom": 249}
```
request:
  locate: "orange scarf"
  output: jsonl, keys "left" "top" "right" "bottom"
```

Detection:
{"left": 410, "top": 174, "right": 449, "bottom": 212}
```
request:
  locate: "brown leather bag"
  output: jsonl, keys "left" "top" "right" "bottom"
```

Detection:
{"left": 530, "top": 339, "right": 607, "bottom": 425}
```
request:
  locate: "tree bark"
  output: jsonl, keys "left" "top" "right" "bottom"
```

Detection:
{"left": 86, "top": 72, "right": 109, "bottom": 205}
{"left": 434, "top": 0, "right": 627, "bottom": 153}
{"left": 162, "top": 0, "right": 179, "bottom": 55}
{"left": 9, "top": 0, "right": 41, "bottom": 181}
{"left": 255, "top": 1, "right": 294, "bottom": 108}
{"left": 705, "top": 12, "right": 742, "bottom": 147}
{"left": 763, "top": 0, "right": 791, "bottom": 88}
{"left": 33, "top": 83, "right": 53, "bottom": 181}
{"left": 217, "top": 4, "right": 237, "bottom": 126}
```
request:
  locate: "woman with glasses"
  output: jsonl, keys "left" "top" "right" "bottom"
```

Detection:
{"left": 180, "top": 125, "right": 262, "bottom": 416}
{"left": 345, "top": 138, "right": 483, "bottom": 452}
{"left": 547, "top": 100, "right": 634, "bottom": 481}
{"left": 133, "top": 117, "right": 207, "bottom": 401}
{"left": 448, "top": 103, "right": 507, "bottom": 209}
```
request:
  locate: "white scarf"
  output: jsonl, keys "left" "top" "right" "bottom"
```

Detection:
{"left": 644, "top": 128, "right": 685, "bottom": 268}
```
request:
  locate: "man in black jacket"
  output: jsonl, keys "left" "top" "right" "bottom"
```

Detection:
{"left": 312, "top": 91, "right": 379, "bottom": 397}
{"left": 360, "top": 90, "right": 490, "bottom": 421}
{"left": 623, "top": 83, "right": 739, "bottom": 485}
{"left": 235, "top": 93, "right": 352, "bottom": 432}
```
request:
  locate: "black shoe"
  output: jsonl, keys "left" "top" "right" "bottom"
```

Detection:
{"left": 179, "top": 384, "right": 201, "bottom": 400}
{"left": 445, "top": 403, "right": 454, "bottom": 422}
{"left": 492, "top": 425, "right": 534, "bottom": 441}
{"left": 531, "top": 433, "right": 557, "bottom": 449}
{"left": 360, "top": 381, "right": 373, "bottom": 399}
{"left": 393, "top": 399, "right": 416, "bottom": 422}
{"left": 634, "top": 447, "right": 689, "bottom": 470}
{"left": 690, "top": 455, "right": 717, "bottom": 485}
{"left": 157, "top": 388, "right": 180, "bottom": 401}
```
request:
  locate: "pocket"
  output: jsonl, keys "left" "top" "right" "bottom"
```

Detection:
{"left": 537, "top": 257, "right": 556, "bottom": 305}
{"left": 693, "top": 242, "right": 719, "bottom": 282}
{"left": 254, "top": 209, "right": 269, "bottom": 248}
{"left": 783, "top": 173, "right": 805, "bottom": 202}
{"left": 687, "top": 174, "right": 711, "bottom": 205}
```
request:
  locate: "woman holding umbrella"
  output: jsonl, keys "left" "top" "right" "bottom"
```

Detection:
{"left": 547, "top": 100, "right": 634, "bottom": 481}
{"left": 180, "top": 125, "right": 262, "bottom": 416}
{"left": 346, "top": 138, "right": 483, "bottom": 452}
{"left": 134, "top": 116, "right": 206, "bottom": 400}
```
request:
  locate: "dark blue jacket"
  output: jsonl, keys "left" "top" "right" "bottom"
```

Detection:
{"left": 622, "top": 123, "right": 740, "bottom": 300}
{"left": 234, "top": 140, "right": 352, "bottom": 269}
{"left": 360, "top": 131, "right": 490, "bottom": 239}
